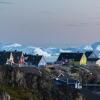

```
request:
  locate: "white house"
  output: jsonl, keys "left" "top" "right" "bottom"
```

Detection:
{"left": 38, "top": 56, "right": 47, "bottom": 67}
{"left": 96, "top": 59, "right": 100, "bottom": 66}
{"left": 24, "top": 54, "right": 47, "bottom": 67}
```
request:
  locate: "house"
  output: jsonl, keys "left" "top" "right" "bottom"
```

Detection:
{"left": 12, "top": 51, "right": 25, "bottom": 66}
{"left": 6, "top": 52, "right": 14, "bottom": 65}
{"left": 80, "top": 53, "right": 87, "bottom": 65}
{"left": 24, "top": 54, "right": 46, "bottom": 67}
{"left": 85, "top": 51, "right": 93, "bottom": 58}
{"left": 57, "top": 51, "right": 99, "bottom": 65}
{"left": 54, "top": 74, "right": 82, "bottom": 89}
{"left": 96, "top": 59, "right": 100, "bottom": 66}
{"left": 0, "top": 51, "right": 24, "bottom": 66}
{"left": 0, "top": 51, "right": 14, "bottom": 65}
{"left": 57, "top": 52, "right": 87, "bottom": 65}
{"left": 85, "top": 51, "right": 99, "bottom": 65}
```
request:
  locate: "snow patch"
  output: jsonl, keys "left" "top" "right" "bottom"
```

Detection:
{"left": 96, "top": 45, "right": 100, "bottom": 51}
{"left": 97, "top": 53, "right": 100, "bottom": 58}
{"left": 1, "top": 43, "right": 22, "bottom": 51}
{"left": 83, "top": 45, "right": 93, "bottom": 51}
{"left": 60, "top": 49, "right": 72, "bottom": 53}
{"left": 4, "top": 43, "right": 22, "bottom": 48}
{"left": 34, "top": 48, "right": 51, "bottom": 57}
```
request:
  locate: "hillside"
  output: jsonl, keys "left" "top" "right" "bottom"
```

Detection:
{"left": 0, "top": 65, "right": 85, "bottom": 100}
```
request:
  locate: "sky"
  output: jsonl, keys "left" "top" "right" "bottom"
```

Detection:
{"left": 0, "top": 0, "right": 100, "bottom": 47}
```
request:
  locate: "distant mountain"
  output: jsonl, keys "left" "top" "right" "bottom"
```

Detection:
{"left": 92, "top": 42, "right": 100, "bottom": 51}
{"left": 43, "top": 47, "right": 61, "bottom": 56}
{"left": 0, "top": 43, "right": 51, "bottom": 57}
{"left": 1, "top": 43, "right": 23, "bottom": 51}
{"left": 0, "top": 42, "right": 100, "bottom": 59}
{"left": 91, "top": 42, "right": 100, "bottom": 58}
{"left": 82, "top": 45, "right": 93, "bottom": 51}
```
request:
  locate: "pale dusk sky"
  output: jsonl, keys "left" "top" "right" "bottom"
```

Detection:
{"left": 0, "top": 0, "right": 100, "bottom": 47}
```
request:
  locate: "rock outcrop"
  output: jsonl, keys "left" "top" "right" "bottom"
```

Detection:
{"left": 0, "top": 91, "right": 10, "bottom": 100}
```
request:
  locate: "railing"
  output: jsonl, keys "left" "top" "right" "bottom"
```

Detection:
{"left": 83, "top": 84, "right": 100, "bottom": 87}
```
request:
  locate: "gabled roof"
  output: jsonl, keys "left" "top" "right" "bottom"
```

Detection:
{"left": 12, "top": 51, "right": 23, "bottom": 63}
{"left": 57, "top": 52, "right": 83, "bottom": 62}
{"left": 0, "top": 51, "right": 24, "bottom": 65}
{"left": 88, "top": 52, "right": 97, "bottom": 59}
{"left": 85, "top": 51, "right": 98, "bottom": 61}
{"left": 85, "top": 51, "right": 93, "bottom": 58}
{"left": 25, "top": 54, "right": 42, "bottom": 66}
{"left": 0, "top": 51, "right": 11, "bottom": 65}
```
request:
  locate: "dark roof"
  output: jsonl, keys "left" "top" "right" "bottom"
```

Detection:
{"left": 85, "top": 51, "right": 93, "bottom": 58}
{"left": 85, "top": 51, "right": 99, "bottom": 61}
{"left": 57, "top": 52, "right": 83, "bottom": 62}
{"left": 12, "top": 51, "right": 23, "bottom": 63}
{"left": 0, "top": 51, "right": 11, "bottom": 65}
{"left": 0, "top": 51, "right": 23, "bottom": 65}
{"left": 88, "top": 58, "right": 99, "bottom": 62}
{"left": 25, "top": 54, "right": 42, "bottom": 66}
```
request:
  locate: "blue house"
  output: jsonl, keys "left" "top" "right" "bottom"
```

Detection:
{"left": 24, "top": 54, "right": 46, "bottom": 67}
{"left": 54, "top": 74, "right": 82, "bottom": 89}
